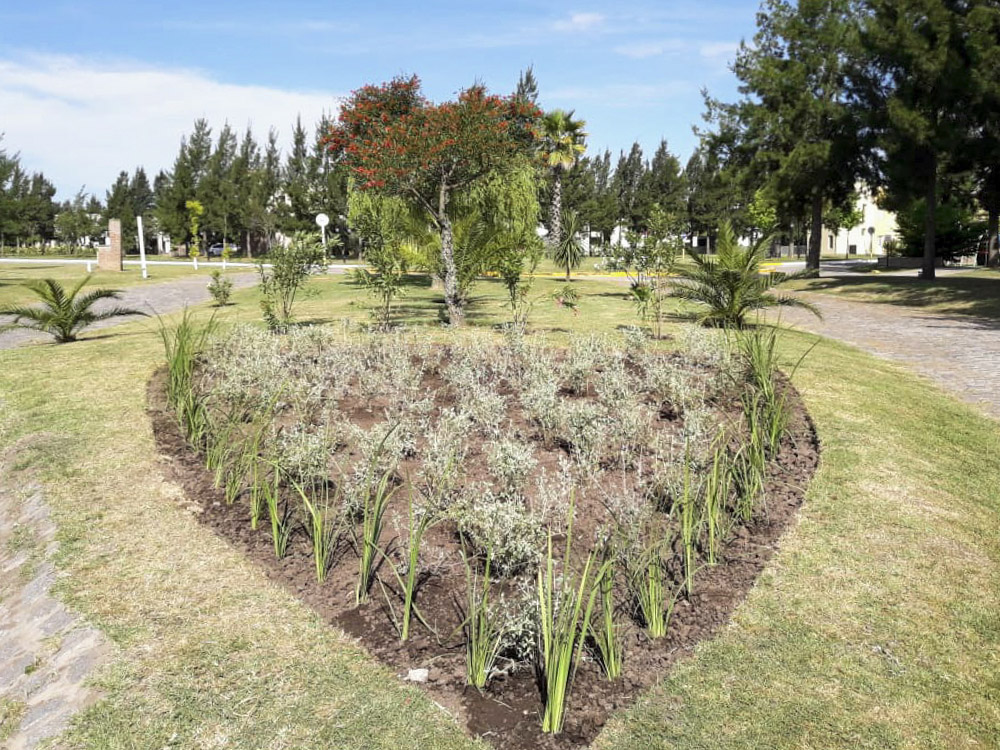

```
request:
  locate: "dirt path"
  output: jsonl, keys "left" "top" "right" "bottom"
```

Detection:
{"left": 0, "top": 441, "right": 112, "bottom": 749}
{"left": 779, "top": 293, "right": 1000, "bottom": 420}
{"left": 0, "top": 272, "right": 259, "bottom": 350}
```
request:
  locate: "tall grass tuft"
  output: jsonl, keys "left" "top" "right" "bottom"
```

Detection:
{"left": 536, "top": 504, "right": 605, "bottom": 734}
{"left": 292, "top": 477, "right": 342, "bottom": 584}
{"left": 399, "top": 487, "right": 437, "bottom": 640}
{"left": 461, "top": 550, "right": 505, "bottom": 690}
{"left": 158, "top": 310, "right": 216, "bottom": 445}
{"left": 263, "top": 464, "right": 292, "bottom": 558}
{"left": 626, "top": 538, "right": 676, "bottom": 639}
{"left": 590, "top": 543, "right": 622, "bottom": 680}
{"left": 354, "top": 466, "right": 397, "bottom": 605}
{"left": 678, "top": 453, "right": 699, "bottom": 596}
{"left": 703, "top": 439, "right": 731, "bottom": 566}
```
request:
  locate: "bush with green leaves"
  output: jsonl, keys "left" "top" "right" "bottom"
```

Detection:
{"left": 207, "top": 270, "right": 233, "bottom": 306}
{"left": 258, "top": 232, "right": 326, "bottom": 331}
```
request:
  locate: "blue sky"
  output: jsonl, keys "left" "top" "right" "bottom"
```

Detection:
{"left": 0, "top": 1, "right": 759, "bottom": 198}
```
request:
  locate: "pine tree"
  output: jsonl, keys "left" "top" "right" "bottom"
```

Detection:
{"left": 720, "top": 0, "right": 866, "bottom": 271}
{"left": 636, "top": 139, "right": 686, "bottom": 231}
{"left": 857, "top": 0, "right": 977, "bottom": 279}
{"left": 613, "top": 143, "right": 645, "bottom": 232}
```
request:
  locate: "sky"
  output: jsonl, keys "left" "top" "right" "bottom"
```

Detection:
{"left": 0, "top": 1, "right": 759, "bottom": 200}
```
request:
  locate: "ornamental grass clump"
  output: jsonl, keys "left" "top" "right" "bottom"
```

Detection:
{"left": 702, "top": 439, "right": 731, "bottom": 566}
{"left": 536, "top": 511, "right": 605, "bottom": 734}
{"left": 461, "top": 551, "right": 505, "bottom": 690}
{"left": 291, "top": 477, "right": 343, "bottom": 584}
{"left": 590, "top": 542, "right": 623, "bottom": 680}
{"left": 159, "top": 310, "right": 217, "bottom": 445}
{"left": 625, "top": 537, "right": 677, "bottom": 639}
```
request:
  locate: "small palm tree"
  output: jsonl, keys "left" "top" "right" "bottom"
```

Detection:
{"left": 0, "top": 277, "right": 147, "bottom": 343}
{"left": 540, "top": 109, "right": 587, "bottom": 249}
{"left": 672, "top": 221, "right": 820, "bottom": 327}
{"left": 553, "top": 211, "right": 585, "bottom": 280}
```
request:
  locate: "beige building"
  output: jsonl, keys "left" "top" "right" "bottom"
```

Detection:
{"left": 819, "top": 186, "right": 898, "bottom": 256}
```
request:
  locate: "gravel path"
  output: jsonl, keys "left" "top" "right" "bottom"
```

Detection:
{"left": 0, "top": 273, "right": 259, "bottom": 350}
{"left": 780, "top": 293, "right": 1000, "bottom": 420}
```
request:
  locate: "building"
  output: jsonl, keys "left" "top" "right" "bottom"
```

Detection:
{"left": 818, "top": 187, "right": 898, "bottom": 256}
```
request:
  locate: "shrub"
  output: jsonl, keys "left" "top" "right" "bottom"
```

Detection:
{"left": 258, "top": 232, "right": 326, "bottom": 331}
{"left": 207, "top": 270, "right": 233, "bottom": 306}
{"left": 455, "top": 491, "right": 544, "bottom": 577}
{"left": 487, "top": 438, "right": 538, "bottom": 498}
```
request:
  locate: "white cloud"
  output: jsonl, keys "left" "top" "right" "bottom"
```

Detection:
{"left": 0, "top": 54, "right": 341, "bottom": 198}
{"left": 700, "top": 41, "right": 739, "bottom": 60}
{"left": 553, "top": 12, "right": 606, "bottom": 32}
{"left": 546, "top": 81, "right": 692, "bottom": 105}
{"left": 613, "top": 40, "right": 686, "bottom": 59}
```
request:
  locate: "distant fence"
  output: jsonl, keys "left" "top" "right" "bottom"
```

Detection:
{"left": 0, "top": 258, "right": 358, "bottom": 272}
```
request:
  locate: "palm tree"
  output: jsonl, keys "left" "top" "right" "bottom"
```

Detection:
{"left": 672, "top": 221, "right": 820, "bottom": 328}
{"left": 554, "top": 211, "right": 585, "bottom": 280}
{"left": 0, "top": 277, "right": 147, "bottom": 343}
{"left": 539, "top": 109, "right": 587, "bottom": 249}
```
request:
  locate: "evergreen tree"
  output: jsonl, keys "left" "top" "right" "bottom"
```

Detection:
{"left": 105, "top": 170, "right": 137, "bottom": 249}
{"left": 856, "top": 0, "right": 978, "bottom": 279}
{"left": 613, "top": 142, "right": 645, "bottom": 232}
{"left": 514, "top": 66, "right": 540, "bottom": 105}
{"left": 201, "top": 124, "right": 237, "bottom": 243}
{"left": 636, "top": 139, "right": 686, "bottom": 231}
{"left": 283, "top": 116, "right": 313, "bottom": 232}
{"left": 724, "top": 0, "right": 865, "bottom": 271}
{"left": 968, "top": 0, "right": 1000, "bottom": 264}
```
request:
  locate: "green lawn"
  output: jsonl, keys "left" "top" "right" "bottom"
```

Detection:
{"left": 790, "top": 268, "right": 1000, "bottom": 320}
{"left": 1, "top": 274, "right": 997, "bottom": 748}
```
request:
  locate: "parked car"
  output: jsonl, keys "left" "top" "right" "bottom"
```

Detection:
{"left": 207, "top": 243, "right": 239, "bottom": 257}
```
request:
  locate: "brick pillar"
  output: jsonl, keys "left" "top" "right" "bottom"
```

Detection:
{"left": 98, "top": 219, "right": 124, "bottom": 271}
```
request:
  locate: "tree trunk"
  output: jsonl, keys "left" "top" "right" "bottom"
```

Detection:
{"left": 550, "top": 170, "right": 563, "bottom": 249}
{"left": 988, "top": 199, "right": 999, "bottom": 267}
{"left": 923, "top": 166, "right": 937, "bottom": 281}
{"left": 807, "top": 193, "right": 823, "bottom": 273}
{"left": 245, "top": 231, "right": 252, "bottom": 259}
{"left": 437, "top": 180, "right": 463, "bottom": 325}
{"left": 440, "top": 216, "right": 463, "bottom": 325}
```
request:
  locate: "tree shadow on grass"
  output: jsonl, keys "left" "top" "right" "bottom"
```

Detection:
{"left": 803, "top": 273, "right": 1000, "bottom": 323}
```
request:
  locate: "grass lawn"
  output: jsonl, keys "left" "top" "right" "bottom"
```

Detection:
{"left": 1, "top": 274, "right": 997, "bottom": 748}
{"left": 789, "top": 268, "right": 1000, "bottom": 320}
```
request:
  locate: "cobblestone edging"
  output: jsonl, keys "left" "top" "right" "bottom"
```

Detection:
{"left": 0, "top": 447, "right": 112, "bottom": 749}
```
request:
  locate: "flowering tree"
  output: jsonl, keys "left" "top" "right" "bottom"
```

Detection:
{"left": 326, "top": 76, "right": 540, "bottom": 324}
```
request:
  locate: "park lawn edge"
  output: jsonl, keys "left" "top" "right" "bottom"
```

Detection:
{"left": 0, "top": 275, "right": 997, "bottom": 748}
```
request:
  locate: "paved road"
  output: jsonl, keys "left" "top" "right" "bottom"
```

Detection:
{"left": 780, "top": 293, "right": 1000, "bottom": 420}
{"left": 0, "top": 273, "right": 259, "bottom": 350}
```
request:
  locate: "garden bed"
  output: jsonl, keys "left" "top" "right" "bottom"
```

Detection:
{"left": 148, "top": 326, "right": 819, "bottom": 749}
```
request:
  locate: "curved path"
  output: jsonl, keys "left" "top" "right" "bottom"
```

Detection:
{"left": 0, "top": 273, "right": 259, "bottom": 350}
{"left": 779, "top": 293, "right": 1000, "bottom": 420}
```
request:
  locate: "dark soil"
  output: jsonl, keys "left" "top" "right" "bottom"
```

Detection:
{"left": 147, "top": 363, "right": 819, "bottom": 750}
